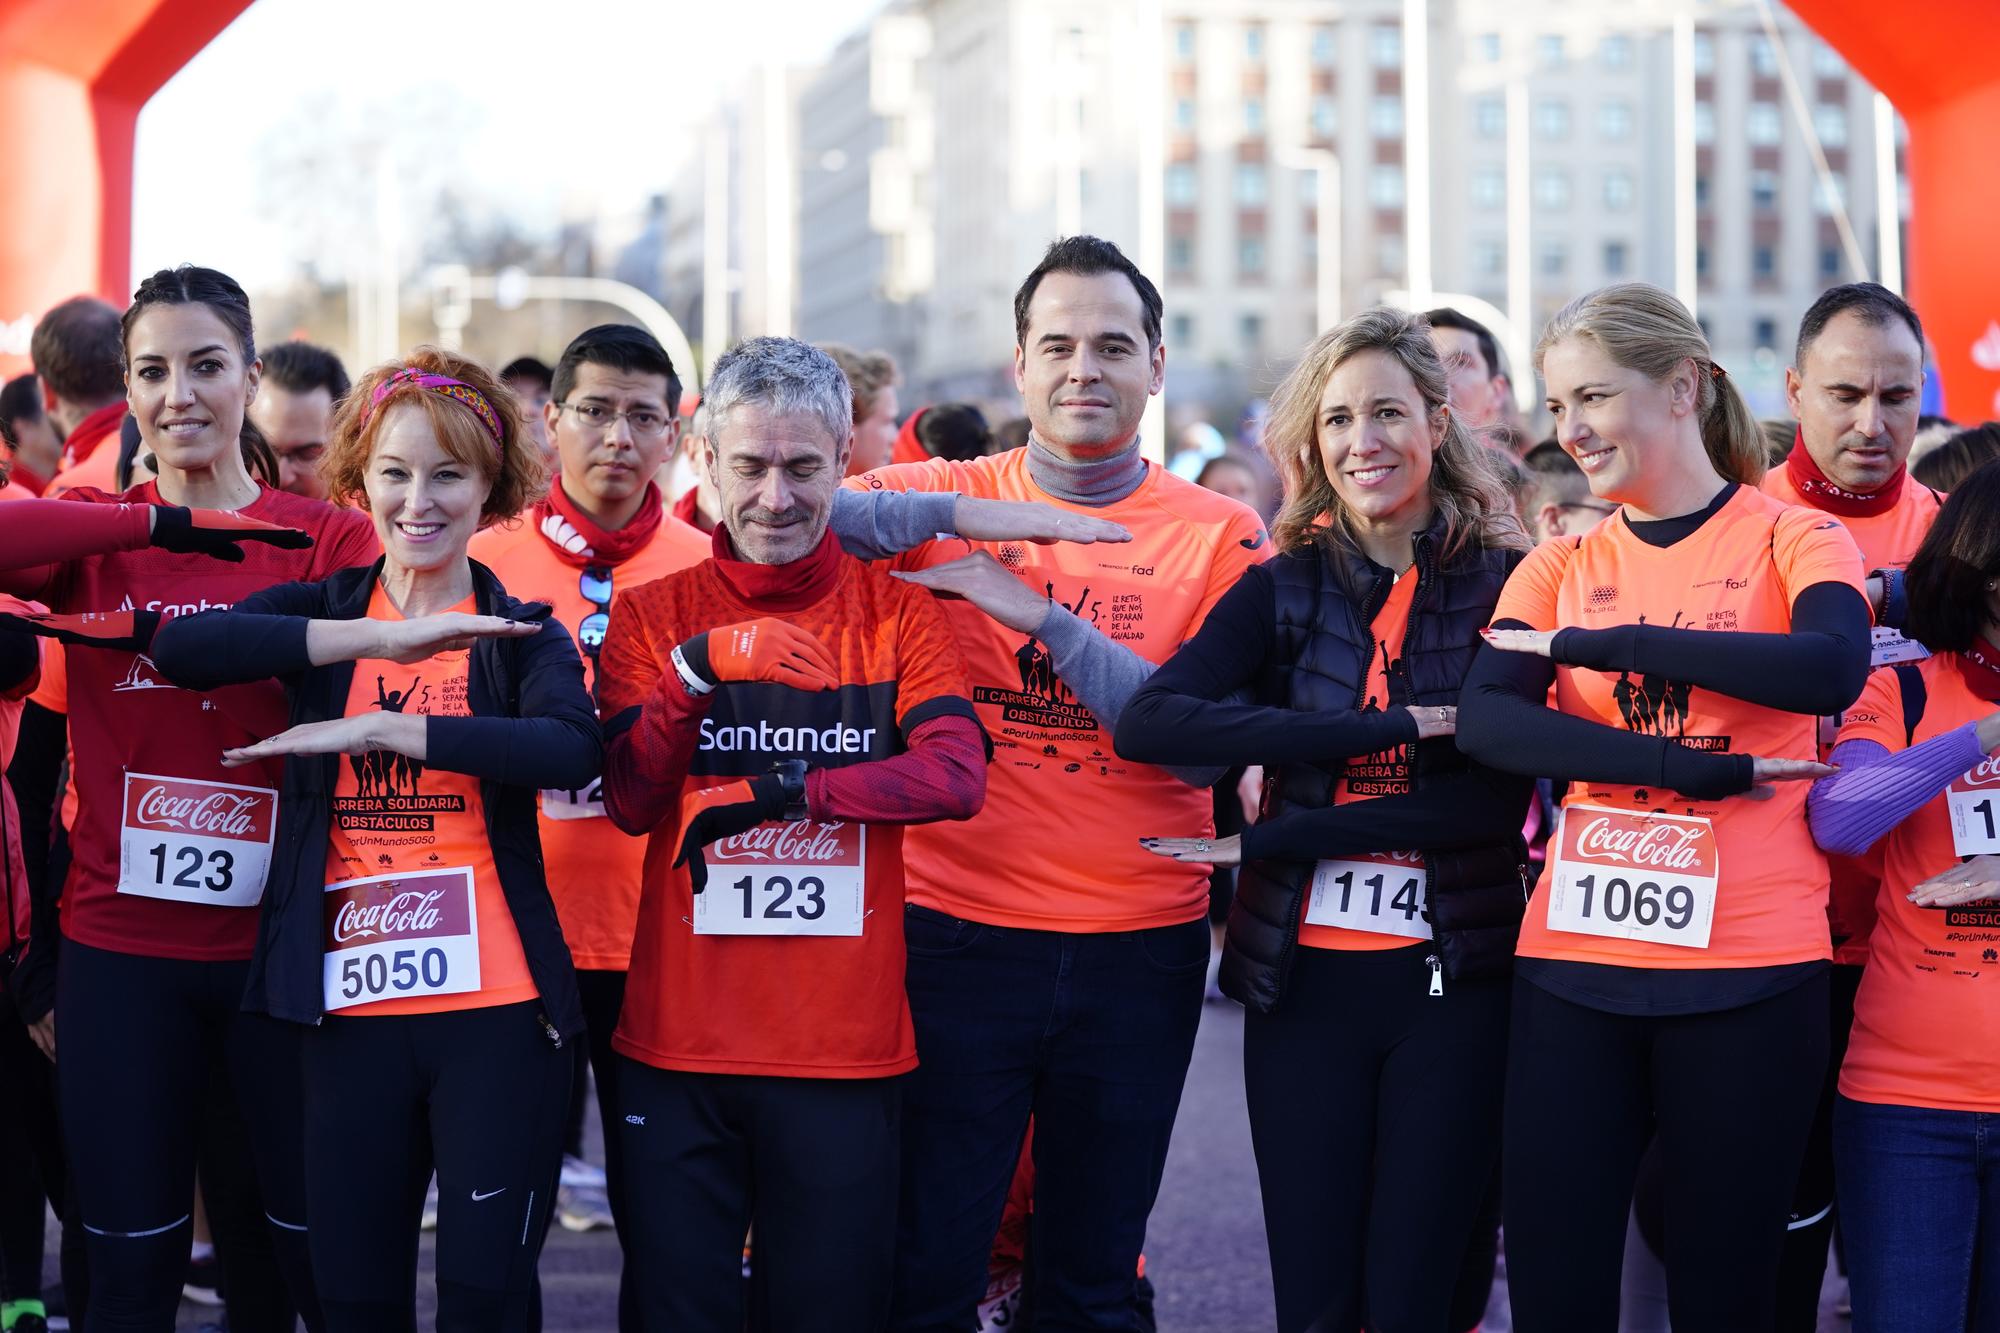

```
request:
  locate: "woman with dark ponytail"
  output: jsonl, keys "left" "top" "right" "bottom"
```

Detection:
{"left": 1456, "top": 282, "right": 1874, "bottom": 1329}
{"left": 0, "top": 265, "right": 378, "bottom": 1331}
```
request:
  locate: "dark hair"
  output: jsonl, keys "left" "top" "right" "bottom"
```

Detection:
{"left": 1794, "top": 282, "right": 1925, "bottom": 370}
{"left": 551, "top": 325, "right": 680, "bottom": 414}
{"left": 1013, "top": 235, "right": 1163, "bottom": 351}
{"left": 1904, "top": 459, "right": 2000, "bottom": 653}
{"left": 994, "top": 416, "right": 1031, "bottom": 451}
{"left": 121, "top": 266, "right": 271, "bottom": 478}
{"left": 914, "top": 402, "right": 991, "bottom": 461}
{"left": 262, "top": 340, "right": 351, "bottom": 404}
{"left": 0, "top": 374, "right": 42, "bottom": 428}
{"left": 500, "top": 356, "right": 554, "bottom": 394}
{"left": 30, "top": 297, "right": 123, "bottom": 406}
{"left": 1522, "top": 439, "right": 1582, "bottom": 478}
{"left": 1918, "top": 413, "right": 1957, "bottom": 433}
{"left": 1759, "top": 417, "right": 1798, "bottom": 466}
{"left": 1424, "top": 307, "right": 1506, "bottom": 380}
{"left": 1913, "top": 423, "right": 2000, "bottom": 494}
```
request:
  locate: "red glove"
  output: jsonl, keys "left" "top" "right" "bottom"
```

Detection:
{"left": 680, "top": 619, "right": 838, "bottom": 691}
{"left": 150, "top": 506, "right": 314, "bottom": 562}
{"left": 0, "top": 609, "right": 162, "bottom": 652}
{"left": 673, "top": 776, "right": 788, "bottom": 891}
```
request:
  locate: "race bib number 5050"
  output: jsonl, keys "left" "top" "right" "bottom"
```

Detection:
{"left": 117, "top": 773, "right": 276, "bottom": 908}
{"left": 322, "top": 866, "right": 481, "bottom": 1011}
{"left": 1545, "top": 804, "right": 1719, "bottom": 949}
{"left": 693, "top": 820, "right": 866, "bottom": 937}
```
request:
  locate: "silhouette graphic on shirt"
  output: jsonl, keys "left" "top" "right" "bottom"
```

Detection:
{"left": 349, "top": 675, "right": 428, "bottom": 797}
{"left": 1612, "top": 614, "right": 1692, "bottom": 737}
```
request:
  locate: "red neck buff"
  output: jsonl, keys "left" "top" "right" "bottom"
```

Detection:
{"left": 1958, "top": 636, "right": 2000, "bottom": 703}
{"left": 533, "top": 481, "right": 665, "bottom": 568}
{"left": 710, "top": 524, "right": 844, "bottom": 614}
{"left": 671, "top": 486, "right": 709, "bottom": 531}
{"left": 1784, "top": 428, "right": 1905, "bottom": 517}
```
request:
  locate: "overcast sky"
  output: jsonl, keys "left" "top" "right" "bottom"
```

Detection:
{"left": 132, "top": 0, "right": 883, "bottom": 289}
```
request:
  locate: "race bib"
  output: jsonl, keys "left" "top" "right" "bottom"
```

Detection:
{"left": 540, "top": 778, "right": 605, "bottom": 822}
{"left": 1304, "top": 850, "right": 1431, "bottom": 940}
{"left": 1545, "top": 804, "right": 1719, "bottom": 949}
{"left": 1946, "top": 756, "right": 2000, "bottom": 858}
{"left": 322, "top": 866, "right": 481, "bottom": 1011}
{"left": 1870, "top": 625, "right": 1929, "bottom": 667}
{"left": 693, "top": 820, "right": 866, "bottom": 937}
{"left": 117, "top": 772, "right": 276, "bottom": 908}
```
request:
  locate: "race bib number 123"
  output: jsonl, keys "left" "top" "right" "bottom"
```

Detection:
{"left": 693, "top": 820, "right": 866, "bottom": 937}
{"left": 117, "top": 772, "right": 276, "bottom": 908}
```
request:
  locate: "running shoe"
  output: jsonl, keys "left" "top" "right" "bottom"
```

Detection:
{"left": 420, "top": 1177, "right": 440, "bottom": 1231}
{"left": 557, "top": 1183, "right": 615, "bottom": 1232}
{"left": 559, "top": 1154, "right": 608, "bottom": 1190}
{"left": 182, "top": 1252, "right": 223, "bottom": 1306}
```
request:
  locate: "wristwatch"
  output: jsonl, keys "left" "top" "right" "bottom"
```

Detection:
{"left": 770, "top": 758, "right": 809, "bottom": 821}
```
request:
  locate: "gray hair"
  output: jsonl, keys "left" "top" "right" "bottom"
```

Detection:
{"left": 703, "top": 336, "right": 853, "bottom": 451}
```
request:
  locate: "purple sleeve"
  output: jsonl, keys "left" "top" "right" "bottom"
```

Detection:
{"left": 1806, "top": 724, "right": 1987, "bottom": 856}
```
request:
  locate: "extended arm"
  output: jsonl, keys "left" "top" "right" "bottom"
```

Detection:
{"left": 1240, "top": 767, "right": 1533, "bottom": 862}
{"left": 425, "top": 620, "right": 601, "bottom": 791}
{"left": 601, "top": 669, "right": 709, "bottom": 837}
{"left": 1809, "top": 724, "right": 1997, "bottom": 857}
{"left": 807, "top": 712, "right": 987, "bottom": 823}
{"left": 0, "top": 500, "right": 151, "bottom": 597}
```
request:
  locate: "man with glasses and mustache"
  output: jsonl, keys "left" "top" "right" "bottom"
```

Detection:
{"left": 469, "top": 323, "right": 707, "bottom": 1327}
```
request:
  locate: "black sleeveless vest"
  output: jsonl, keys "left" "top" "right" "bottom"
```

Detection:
{"left": 1220, "top": 523, "right": 1530, "bottom": 1013}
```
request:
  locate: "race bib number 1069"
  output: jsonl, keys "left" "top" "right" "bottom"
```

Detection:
{"left": 1545, "top": 804, "right": 1719, "bottom": 950}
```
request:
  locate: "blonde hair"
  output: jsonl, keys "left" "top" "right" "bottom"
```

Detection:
{"left": 1535, "top": 283, "right": 1765, "bottom": 486}
{"left": 815, "top": 342, "right": 899, "bottom": 423}
{"left": 1269, "top": 307, "right": 1529, "bottom": 562}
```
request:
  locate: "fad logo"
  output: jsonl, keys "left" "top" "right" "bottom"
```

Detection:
{"left": 1130, "top": 565, "right": 1155, "bottom": 576}
{"left": 123, "top": 774, "right": 275, "bottom": 843}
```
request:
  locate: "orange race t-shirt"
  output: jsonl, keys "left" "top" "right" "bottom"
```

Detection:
{"left": 1762, "top": 464, "right": 1944, "bottom": 966}
{"left": 1835, "top": 656, "right": 2000, "bottom": 1112}
{"left": 1298, "top": 571, "right": 1429, "bottom": 952}
{"left": 1495, "top": 486, "right": 1866, "bottom": 970}
{"left": 848, "top": 449, "right": 1269, "bottom": 932}
{"left": 321, "top": 586, "right": 536, "bottom": 1016}
{"left": 470, "top": 508, "right": 708, "bottom": 971}
{"left": 598, "top": 551, "right": 975, "bottom": 1078}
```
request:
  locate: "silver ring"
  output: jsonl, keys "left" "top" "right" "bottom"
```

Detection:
{"left": 1195, "top": 839, "right": 1211, "bottom": 853}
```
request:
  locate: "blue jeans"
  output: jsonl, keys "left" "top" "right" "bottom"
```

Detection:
{"left": 891, "top": 904, "right": 1208, "bottom": 1332}
{"left": 1833, "top": 1094, "right": 2000, "bottom": 1332}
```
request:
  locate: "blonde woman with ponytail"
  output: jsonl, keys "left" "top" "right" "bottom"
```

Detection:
{"left": 1456, "top": 282, "right": 1874, "bottom": 1330}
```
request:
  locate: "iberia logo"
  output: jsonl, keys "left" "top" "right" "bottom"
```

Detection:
{"left": 122, "top": 774, "right": 275, "bottom": 844}
{"left": 1559, "top": 805, "right": 1719, "bottom": 880}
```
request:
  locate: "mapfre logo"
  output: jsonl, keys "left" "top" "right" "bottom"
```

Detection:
{"left": 122, "top": 775, "right": 275, "bottom": 843}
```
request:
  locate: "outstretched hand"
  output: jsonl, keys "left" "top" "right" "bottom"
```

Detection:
{"left": 1138, "top": 834, "right": 1241, "bottom": 867}
{"left": 150, "top": 506, "right": 314, "bottom": 561}
{"left": 892, "top": 552, "right": 1049, "bottom": 635}
{"left": 1737, "top": 755, "right": 1837, "bottom": 801}
{"left": 373, "top": 613, "right": 541, "bottom": 666}
{"left": 1909, "top": 854, "right": 2000, "bottom": 908}
{"left": 954, "top": 497, "right": 1132, "bottom": 547}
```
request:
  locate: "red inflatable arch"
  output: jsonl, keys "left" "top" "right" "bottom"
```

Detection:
{"left": 1, "top": 0, "right": 1996, "bottom": 416}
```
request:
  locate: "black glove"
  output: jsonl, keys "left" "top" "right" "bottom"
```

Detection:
{"left": 150, "top": 505, "right": 314, "bottom": 562}
{"left": 0, "top": 609, "right": 163, "bottom": 653}
{"left": 673, "top": 774, "right": 789, "bottom": 892}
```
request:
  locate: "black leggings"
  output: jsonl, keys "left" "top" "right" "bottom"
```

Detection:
{"left": 302, "top": 1001, "right": 570, "bottom": 1333}
{"left": 0, "top": 974, "right": 84, "bottom": 1316}
{"left": 1502, "top": 972, "right": 1829, "bottom": 1332}
{"left": 1775, "top": 961, "right": 1864, "bottom": 1332}
{"left": 1242, "top": 944, "right": 1510, "bottom": 1333}
{"left": 563, "top": 967, "right": 635, "bottom": 1332}
{"left": 56, "top": 939, "right": 318, "bottom": 1333}
{"left": 618, "top": 1059, "right": 902, "bottom": 1332}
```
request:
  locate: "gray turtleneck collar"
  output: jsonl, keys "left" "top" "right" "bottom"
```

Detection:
{"left": 1025, "top": 433, "right": 1148, "bottom": 507}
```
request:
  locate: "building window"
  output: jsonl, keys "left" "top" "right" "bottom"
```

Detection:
{"left": 1377, "top": 233, "right": 1406, "bottom": 277}
{"left": 1601, "top": 34, "right": 1634, "bottom": 70}
{"left": 1694, "top": 102, "right": 1716, "bottom": 145}
{"left": 1755, "top": 317, "right": 1778, "bottom": 350}
{"left": 1535, "top": 98, "right": 1571, "bottom": 141}
{"left": 1820, "top": 246, "right": 1842, "bottom": 279}
{"left": 1240, "top": 312, "right": 1264, "bottom": 348}
{"left": 1245, "top": 24, "right": 1265, "bottom": 61}
{"left": 1696, "top": 245, "right": 1711, "bottom": 280}
{"left": 1603, "top": 170, "right": 1635, "bottom": 211}
{"left": 1478, "top": 32, "right": 1501, "bottom": 62}
{"left": 1175, "top": 23, "right": 1195, "bottom": 61}
{"left": 1534, "top": 168, "right": 1572, "bottom": 212}
{"left": 1753, "top": 244, "right": 1777, "bottom": 280}
{"left": 1538, "top": 34, "right": 1565, "bottom": 68}
{"left": 1370, "top": 163, "right": 1406, "bottom": 208}
{"left": 1474, "top": 95, "right": 1504, "bottom": 139}
{"left": 1312, "top": 96, "right": 1338, "bottom": 139}
{"left": 1747, "top": 103, "right": 1782, "bottom": 145}
{"left": 1166, "top": 163, "right": 1198, "bottom": 206}
{"left": 1245, "top": 97, "right": 1266, "bottom": 135}
{"left": 1472, "top": 168, "right": 1505, "bottom": 211}
{"left": 1598, "top": 100, "right": 1634, "bottom": 141}
{"left": 1235, "top": 162, "right": 1268, "bottom": 206}
{"left": 1695, "top": 174, "right": 1711, "bottom": 210}
{"left": 1815, "top": 172, "right": 1848, "bottom": 215}
{"left": 1171, "top": 312, "right": 1194, "bottom": 346}
{"left": 1371, "top": 94, "right": 1404, "bottom": 138}
{"left": 1312, "top": 26, "right": 1337, "bottom": 68}
{"left": 1692, "top": 31, "right": 1716, "bottom": 75}
{"left": 1813, "top": 104, "right": 1848, "bottom": 147}
{"left": 1750, "top": 169, "right": 1778, "bottom": 211}
{"left": 1370, "top": 25, "right": 1401, "bottom": 69}
{"left": 1168, "top": 235, "right": 1193, "bottom": 274}
{"left": 1474, "top": 237, "right": 1505, "bottom": 275}
{"left": 1603, "top": 240, "right": 1630, "bottom": 277}
{"left": 1239, "top": 235, "right": 1267, "bottom": 275}
{"left": 1539, "top": 241, "right": 1567, "bottom": 278}
{"left": 1174, "top": 98, "right": 1196, "bottom": 132}
{"left": 1750, "top": 34, "right": 1781, "bottom": 78}
{"left": 1813, "top": 42, "right": 1846, "bottom": 78}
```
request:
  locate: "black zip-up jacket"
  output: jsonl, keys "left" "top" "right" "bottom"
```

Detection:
{"left": 1117, "top": 520, "right": 1531, "bottom": 1012}
{"left": 150, "top": 558, "right": 601, "bottom": 1040}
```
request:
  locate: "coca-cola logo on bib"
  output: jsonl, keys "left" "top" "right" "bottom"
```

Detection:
{"left": 1958, "top": 756, "right": 2000, "bottom": 790}
{"left": 123, "top": 777, "right": 274, "bottom": 843}
{"left": 1568, "top": 813, "right": 1716, "bottom": 877}
{"left": 707, "top": 819, "right": 861, "bottom": 868}
{"left": 323, "top": 873, "right": 472, "bottom": 945}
